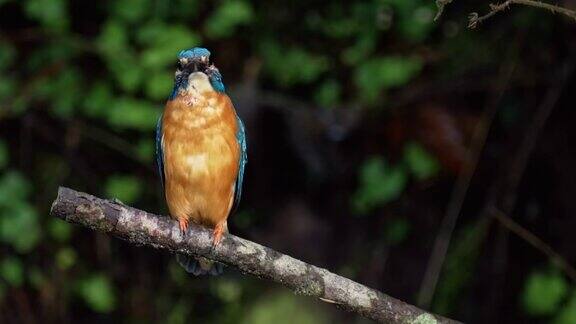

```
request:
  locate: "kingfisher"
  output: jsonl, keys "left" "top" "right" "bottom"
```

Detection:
{"left": 156, "top": 47, "right": 247, "bottom": 275}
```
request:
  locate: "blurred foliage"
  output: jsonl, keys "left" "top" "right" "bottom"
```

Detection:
{"left": 47, "top": 218, "right": 73, "bottom": 242}
{"left": 77, "top": 274, "right": 117, "bottom": 313}
{"left": 383, "top": 217, "right": 411, "bottom": 245}
{"left": 0, "top": 171, "right": 41, "bottom": 253}
{"left": 522, "top": 268, "right": 569, "bottom": 316}
{"left": 352, "top": 156, "right": 407, "bottom": 215}
{"left": 352, "top": 143, "right": 439, "bottom": 214}
{"left": 105, "top": 175, "right": 143, "bottom": 204}
{"left": 0, "top": 0, "right": 573, "bottom": 322}
{"left": 403, "top": 142, "right": 440, "bottom": 181}
{"left": 260, "top": 41, "right": 329, "bottom": 88}
{"left": 354, "top": 56, "right": 422, "bottom": 103}
{"left": 554, "top": 291, "right": 576, "bottom": 324}
{"left": 0, "top": 257, "right": 24, "bottom": 287}
{"left": 0, "top": 140, "right": 7, "bottom": 169}
{"left": 205, "top": 0, "right": 254, "bottom": 38}
{"left": 241, "top": 292, "right": 328, "bottom": 324}
{"left": 433, "top": 219, "right": 488, "bottom": 314}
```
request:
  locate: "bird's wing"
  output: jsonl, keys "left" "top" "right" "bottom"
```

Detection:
{"left": 155, "top": 114, "right": 165, "bottom": 189}
{"left": 232, "top": 115, "right": 247, "bottom": 212}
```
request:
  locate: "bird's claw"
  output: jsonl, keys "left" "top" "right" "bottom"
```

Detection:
{"left": 212, "top": 223, "right": 224, "bottom": 247}
{"left": 179, "top": 219, "right": 189, "bottom": 236}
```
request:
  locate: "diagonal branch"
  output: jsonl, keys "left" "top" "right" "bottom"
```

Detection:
{"left": 433, "top": 0, "right": 576, "bottom": 27}
{"left": 468, "top": 1, "right": 576, "bottom": 28}
{"left": 491, "top": 208, "right": 576, "bottom": 281}
{"left": 50, "top": 187, "right": 459, "bottom": 324}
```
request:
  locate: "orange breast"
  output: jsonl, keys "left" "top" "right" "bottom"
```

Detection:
{"left": 162, "top": 91, "right": 240, "bottom": 228}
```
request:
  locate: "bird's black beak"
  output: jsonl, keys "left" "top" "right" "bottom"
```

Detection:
{"left": 178, "top": 56, "right": 210, "bottom": 74}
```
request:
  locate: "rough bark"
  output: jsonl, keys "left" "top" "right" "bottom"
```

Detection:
{"left": 50, "top": 187, "right": 460, "bottom": 324}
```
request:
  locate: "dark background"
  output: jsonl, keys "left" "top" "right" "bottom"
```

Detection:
{"left": 1, "top": 0, "right": 576, "bottom": 323}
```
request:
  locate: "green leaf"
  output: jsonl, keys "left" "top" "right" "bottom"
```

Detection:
{"left": 0, "top": 281, "right": 5, "bottom": 302}
{"left": 0, "top": 257, "right": 24, "bottom": 287}
{"left": 82, "top": 82, "right": 114, "bottom": 118}
{"left": 352, "top": 157, "right": 407, "bottom": 214}
{"left": 56, "top": 247, "right": 77, "bottom": 270}
{"left": 97, "top": 20, "right": 142, "bottom": 92}
{"left": 107, "top": 97, "right": 159, "bottom": 130}
{"left": 26, "top": 43, "right": 77, "bottom": 72}
{"left": 0, "top": 140, "right": 8, "bottom": 169}
{"left": 381, "top": 0, "right": 435, "bottom": 42}
{"left": 433, "top": 219, "right": 489, "bottom": 314}
{"left": 137, "top": 22, "right": 200, "bottom": 69}
{"left": 0, "top": 41, "right": 16, "bottom": 71}
{"left": 398, "top": 6, "right": 435, "bottom": 42}
{"left": 213, "top": 279, "right": 243, "bottom": 303}
{"left": 105, "top": 175, "right": 143, "bottom": 204}
{"left": 136, "top": 139, "right": 154, "bottom": 163}
{"left": 314, "top": 80, "right": 340, "bottom": 107}
{"left": 28, "top": 268, "right": 47, "bottom": 289}
{"left": 46, "top": 68, "right": 83, "bottom": 118}
{"left": 112, "top": 0, "right": 150, "bottom": 23}
{"left": 24, "top": 0, "right": 69, "bottom": 31}
{"left": 260, "top": 41, "right": 329, "bottom": 87}
{"left": 48, "top": 219, "right": 73, "bottom": 242}
{"left": 320, "top": 17, "right": 360, "bottom": 39}
{"left": 115, "top": 63, "right": 144, "bottom": 93}
{"left": 97, "top": 19, "right": 130, "bottom": 55}
{"left": 354, "top": 56, "right": 422, "bottom": 103}
{"left": 169, "top": 0, "right": 199, "bottom": 19}
{"left": 0, "top": 171, "right": 31, "bottom": 205}
{"left": 522, "top": 269, "right": 568, "bottom": 316}
{"left": 0, "top": 76, "right": 16, "bottom": 102}
{"left": 554, "top": 291, "right": 576, "bottom": 324}
{"left": 0, "top": 203, "right": 41, "bottom": 253}
{"left": 77, "top": 274, "right": 116, "bottom": 313}
{"left": 241, "top": 292, "right": 328, "bottom": 324}
{"left": 403, "top": 142, "right": 440, "bottom": 180}
{"left": 144, "top": 69, "right": 173, "bottom": 100}
{"left": 205, "top": 0, "right": 254, "bottom": 38}
{"left": 0, "top": 172, "right": 40, "bottom": 253}
{"left": 341, "top": 33, "right": 376, "bottom": 65}
{"left": 167, "top": 299, "right": 190, "bottom": 324}
{"left": 168, "top": 260, "right": 187, "bottom": 285}
{"left": 384, "top": 218, "right": 410, "bottom": 245}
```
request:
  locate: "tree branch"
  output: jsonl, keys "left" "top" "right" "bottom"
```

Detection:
{"left": 469, "top": 1, "right": 576, "bottom": 28}
{"left": 433, "top": 0, "right": 576, "bottom": 28}
{"left": 50, "top": 187, "right": 459, "bottom": 324}
{"left": 491, "top": 208, "right": 576, "bottom": 282}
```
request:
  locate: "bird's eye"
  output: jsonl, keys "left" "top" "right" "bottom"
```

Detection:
{"left": 176, "top": 61, "right": 183, "bottom": 70}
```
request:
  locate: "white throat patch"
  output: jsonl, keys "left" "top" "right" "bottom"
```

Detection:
{"left": 187, "top": 72, "right": 213, "bottom": 93}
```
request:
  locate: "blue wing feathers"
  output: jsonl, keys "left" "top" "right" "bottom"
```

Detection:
{"left": 155, "top": 114, "right": 165, "bottom": 189}
{"left": 233, "top": 115, "right": 247, "bottom": 212}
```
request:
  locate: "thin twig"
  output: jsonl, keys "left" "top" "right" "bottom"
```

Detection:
{"left": 417, "top": 58, "right": 518, "bottom": 308}
{"left": 484, "top": 59, "right": 575, "bottom": 282}
{"left": 434, "top": 0, "right": 454, "bottom": 21}
{"left": 491, "top": 208, "right": 576, "bottom": 281}
{"left": 50, "top": 187, "right": 460, "bottom": 324}
{"left": 77, "top": 121, "right": 154, "bottom": 170}
{"left": 469, "top": 0, "right": 576, "bottom": 28}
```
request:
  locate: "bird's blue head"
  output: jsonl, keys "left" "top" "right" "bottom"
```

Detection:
{"left": 170, "top": 47, "right": 225, "bottom": 99}
{"left": 178, "top": 47, "right": 211, "bottom": 61}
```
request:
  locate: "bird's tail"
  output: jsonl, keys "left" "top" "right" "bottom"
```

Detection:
{"left": 176, "top": 254, "right": 224, "bottom": 276}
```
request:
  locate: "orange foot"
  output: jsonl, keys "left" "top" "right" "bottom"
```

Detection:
{"left": 212, "top": 222, "right": 225, "bottom": 247}
{"left": 179, "top": 218, "right": 189, "bottom": 236}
